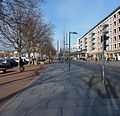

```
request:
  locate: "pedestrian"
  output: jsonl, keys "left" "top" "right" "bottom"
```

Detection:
{"left": 20, "top": 57, "right": 24, "bottom": 67}
{"left": 32, "top": 56, "right": 34, "bottom": 65}
{"left": 49, "top": 56, "right": 51, "bottom": 63}
{"left": 106, "top": 57, "right": 109, "bottom": 63}
{"left": 51, "top": 57, "right": 53, "bottom": 63}
{"left": 95, "top": 57, "right": 97, "bottom": 62}
{"left": 19, "top": 57, "right": 24, "bottom": 72}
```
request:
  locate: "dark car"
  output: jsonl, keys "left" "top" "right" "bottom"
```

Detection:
{"left": 22, "top": 58, "right": 28, "bottom": 64}
{"left": 80, "top": 57, "right": 87, "bottom": 61}
{"left": 5, "top": 58, "right": 18, "bottom": 67}
{"left": 0, "top": 59, "right": 8, "bottom": 73}
{"left": 3, "top": 59, "right": 11, "bottom": 68}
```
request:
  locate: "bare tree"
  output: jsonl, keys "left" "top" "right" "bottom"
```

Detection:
{"left": 0, "top": 0, "right": 44, "bottom": 66}
{"left": 0, "top": 0, "right": 55, "bottom": 67}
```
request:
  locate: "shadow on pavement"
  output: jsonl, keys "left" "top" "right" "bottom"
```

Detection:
{"left": 80, "top": 76, "right": 120, "bottom": 99}
{"left": 0, "top": 66, "right": 42, "bottom": 78}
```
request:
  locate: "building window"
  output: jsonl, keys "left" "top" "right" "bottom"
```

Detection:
{"left": 114, "top": 14, "right": 116, "bottom": 18}
{"left": 114, "top": 36, "right": 117, "bottom": 41}
{"left": 114, "top": 21, "right": 116, "bottom": 26}
{"left": 114, "top": 29, "right": 116, "bottom": 33}
{"left": 118, "top": 11, "right": 120, "bottom": 15}
{"left": 119, "top": 27, "right": 120, "bottom": 32}
{"left": 119, "top": 35, "right": 120, "bottom": 40}
{"left": 119, "top": 43, "right": 120, "bottom": 48}
{"left": 114, "top": 44, "right": 116, "bottom": 48}
{"left": 79, "top": 39, "right": 80, "bottom": 44}
{"left": 119, "top": 19, "right": 120, "bottom": 24}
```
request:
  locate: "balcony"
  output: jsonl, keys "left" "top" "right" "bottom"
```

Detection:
{"left": 91, "top": 46, "right": 95, "bottom": 50}
{"left": 91, "top": 38, "right": 95, "bottom": 41}
{"left": 103, "top": 24, "right": 109, "bottom": 28}
{"left": 85, "top": 42, "right": 87, "bottom": 45}
{"left": 91, "top": 32, "right": 95, "bottom": 37}
{"left": 91, "top": 42, "right": 95, "bottom": 46}
{"left": 84, "top": 37, "right": 87, "bottom": 40}
{"left": 118, "top": 11, "right": 120, "bottom": 18}
{"left": 106, "top": 40, "right": 109, "bottom": 45}
{"left": 117, "top": 19, "right": 120, "bottom": 26}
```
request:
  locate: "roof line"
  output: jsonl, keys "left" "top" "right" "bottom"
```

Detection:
{"left": 80, "top": 6, "right": 120, "bottom": 39}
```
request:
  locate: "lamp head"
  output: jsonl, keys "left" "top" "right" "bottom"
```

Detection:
{"left": 70, "top": 32, "right": 78, "bottom": 34}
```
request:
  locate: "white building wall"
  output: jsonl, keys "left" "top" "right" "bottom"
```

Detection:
{"left": 78, "top": 7, "right": 120, "bottom": 60}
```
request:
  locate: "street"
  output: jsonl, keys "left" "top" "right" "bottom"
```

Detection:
{"left": 73, "top": 60, "right": 120, "bottom": 80}
{"left": 72, "top": 61, "right": 120, "bottom": 81}
{"left": 0, "top": 61, "right": 120, "bottom": 116}
{"left": 72, "top": 60, "right": 120, "bottom": 98}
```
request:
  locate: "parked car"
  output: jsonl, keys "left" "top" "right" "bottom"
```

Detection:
{"left": 2, "top": 59, "right": 11, "bottom": 68}
{"left": 80, "top": 57, "right": 87, "bottom": 61}
{"left": 5, "top": 58, "right": 18, "bottom": 67}
{"left": 0, "top": 59, "right": 8, "bottom": 73}
{"left": 14, "top": 57, "right": 28, "bottom": 65}
{"left": 14, "top": 58, "right": 19, "bottom": 63}
{"left": 22, "top": 58, "right": 28, "bottom": 64}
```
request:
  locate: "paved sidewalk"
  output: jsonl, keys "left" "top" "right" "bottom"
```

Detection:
{"left": 0, "top": 62, "right": 120, "bottom": 116}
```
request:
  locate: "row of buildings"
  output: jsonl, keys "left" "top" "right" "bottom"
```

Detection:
{"left": 0, "top": 50, "right": 18, "bottom": 58}
{"left": 76, "top": 6, "right": 120, "bottom": 61}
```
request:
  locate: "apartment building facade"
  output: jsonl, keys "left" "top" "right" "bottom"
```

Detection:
{"left": 0, "top": 50, "right": 17, "bottom": 58}
{"left": 77, "top": 6, "right": 120, "bottom": 60}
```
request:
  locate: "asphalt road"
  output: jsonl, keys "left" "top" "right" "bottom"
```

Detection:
{"left": 71, "top": 60, "right": 120, "bottom": 81}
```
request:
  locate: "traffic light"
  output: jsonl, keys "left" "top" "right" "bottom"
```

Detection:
{"left": 101, "top": 35, "right": 109, "bottom": 50}
{"left": 103, "top": 39, "right": 107, "bottom": 50}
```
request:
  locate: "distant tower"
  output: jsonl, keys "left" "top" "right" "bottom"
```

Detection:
{"left": 65, "top": 33, "right": 68, "bottom": 51}
{"left": 57, "top": 40, "right": 60, "bottom": 58}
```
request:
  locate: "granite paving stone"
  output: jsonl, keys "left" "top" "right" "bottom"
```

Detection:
{"left": 62, "top": 107, "right": 98, "bottom": 116}
{"left": 26, "top": 108, "right": 61, "bottom": 116}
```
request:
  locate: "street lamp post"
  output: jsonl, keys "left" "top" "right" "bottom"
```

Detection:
{"left": 68, "top": 32, "right": 78, "bottom": 70}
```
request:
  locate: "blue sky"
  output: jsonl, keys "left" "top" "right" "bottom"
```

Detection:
{"left": 41, "top": 0, "right": 120, "bottom": 49}
{"left": 0, "top": 0, "right": 120, "bottom": 50}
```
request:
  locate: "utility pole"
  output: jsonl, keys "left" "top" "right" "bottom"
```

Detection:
{"left": 63, "top": 32, "right": 65, "bottom": 67}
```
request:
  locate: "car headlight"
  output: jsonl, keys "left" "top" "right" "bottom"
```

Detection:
{"left": 3, "top": 60, "right": 7, "bottom": 63}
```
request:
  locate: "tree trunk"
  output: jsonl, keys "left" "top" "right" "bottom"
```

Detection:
{"left": 33, "top": 47, "right": 37, "bottom": 65}
{"left": 27, "top": 48, "right": 31, "bottom": 66}
{"left": 18, "top": 48, "right": 21, "bottom": 68}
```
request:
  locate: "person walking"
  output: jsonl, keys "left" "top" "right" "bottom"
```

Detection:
{"left": 95, "top": 57, "right": 97, "bottom": 62}
{"left": 19, "top": 57, "right": 24, "bottom": 72}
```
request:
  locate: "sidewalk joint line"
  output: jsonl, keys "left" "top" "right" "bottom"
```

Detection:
{"left": 60, "top": 107, "right": 63, "bottom": 116}
{"left": 24, "top": 107, "right": 29, "bottom": 116}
